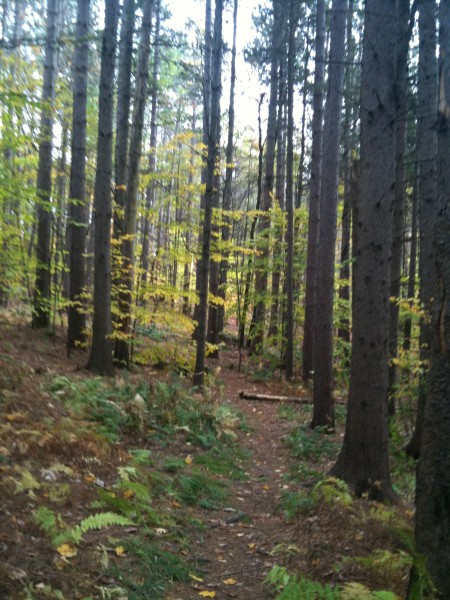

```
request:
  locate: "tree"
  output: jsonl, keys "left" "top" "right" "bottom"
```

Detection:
{"left": 405, "top": 0, "right": 437, "bottom": 459}
{"left": 331, "top": 0, "right": 397, "bottom": 500}
{"left": 32, "top": 0, "right": 61, "bottom": 328}
{"left": 414, "top": 2, "right": 450, "bottom": 594}
{"left": 193, "top": 0, "right": 223, "bottom": 387}
{"left": 86, "top": 0, "right": 119, "bottom": 375}
{"left": 311, "top": 0, "right": 347, "bottom": 427}
{"left": 302, "top": 0, "right": 325, "bottom": 381}
{"left": 114, "top": 0, "right": 154, "bottom": 367}
{"left": 67, "top": 0, "right": 90, "bottom": 350}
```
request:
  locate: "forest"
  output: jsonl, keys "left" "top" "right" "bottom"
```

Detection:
{"left": 0, "top": 0, "right": 449, "bottom": 598}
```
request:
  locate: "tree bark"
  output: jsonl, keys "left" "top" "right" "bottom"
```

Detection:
{"left": 67, "top": 0, "right": 90, "bottom": 350}
{"left": 193, "top": 0, "right": 223, "bottom": 387}
{"left": 331, "top": 0, "right": 397, "bottom": 500}
{"left": 86, "top": 0, "right": 119, "bottom": 375}
{"left": 114, "top": 0, "right": 153, "bottom": 367}
{"left": 302, "top": 0, "right": 325, "bottom": 381}
{"left": 312, "top": 0, "right": 347, "bottom": 428}
{"left": 32, "top": 0, "right": 61, "bottom": 328}
{"left": 415, "top": 3, "right": 450, "bottom": 592}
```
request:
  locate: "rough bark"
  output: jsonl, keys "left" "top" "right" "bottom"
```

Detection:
{"left": 67, "top": 0, "right": 90, "bottom": 350}
{"left": 86, "top": 0, "right": 119, "bottom": 375}
{"left": 415, "top": 3, "right": 450, "bottom": 592}
{"left": 331, "top": 0, "right": 397, "bottom": 500}
{"left": 32, "top": 0, "right": 60, "bottom": 328}
{"left": 312, "top": 0, "right": 347, "bottom": 428}
{"left": 302, "top": 0, "right": 325, "bottom": 380}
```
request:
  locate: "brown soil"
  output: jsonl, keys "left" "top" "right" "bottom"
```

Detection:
{"left": 0, "top": 313, "right": 413, "bottom": 600}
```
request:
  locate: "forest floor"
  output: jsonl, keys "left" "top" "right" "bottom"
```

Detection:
{"left": 0, "top": 311, "right": 415, "bottom": 600}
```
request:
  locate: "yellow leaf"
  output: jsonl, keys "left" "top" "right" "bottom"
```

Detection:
{"left": 248, "top": 543, "right": 256, "bottom": 549}
{"left": 263, "top": 485, "right": 270, "bottom": 490}
{"left": 115, "top": 546, "right": 126, "bottom": 557}
{"left": 5, "top": 412, "right": 27, "bottom": 422}
{"left": 223, "top": 578, "right": 237, "bottom": 585}
{"left": 57, "top": 544, "right": 77, "bottom": 558}
{"left": 198, "top": 592, "right": 216, "bottom": 598}
{"left": 123, "top": 489, "right": 135, "bottom": 500}
{"left": 84, "top": 473, "right": 96, "bottom": 482}
{"left": 185, "top": 454, "right": 193, "bottom": 465}
{"left": 189, "top": 573, "right": 204, "bottom": 582}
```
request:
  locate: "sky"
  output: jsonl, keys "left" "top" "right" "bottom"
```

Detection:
{"left": 166, "top": 0, "right": 267, "bottom": 136}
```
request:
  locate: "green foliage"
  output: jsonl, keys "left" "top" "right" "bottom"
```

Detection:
{"left": 265, "top": 565, "right": 339, "bottom": 599}
{"left": 311, "top": 477, "right": 353, "bottom": 507}
{"left": 278, "top": 490, "right": 316, "bottom": 520}
{"left": 340, "top": 582, "right": 400, "bottom": 599}
{"left": 284, "top": 425, "right": 338, "bottom": 460}
{"left": 109, "top": 537, "right": 189, "bottom": 600}
{"left": 175, "top": 470, "right": 228, "bottom": 509}
{"left": 34, "top": 506, "right": 133, "bottom": 546}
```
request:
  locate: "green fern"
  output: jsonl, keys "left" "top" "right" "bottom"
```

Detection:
{"left": 53, "top": 512, "right": 133, "bottom": 546}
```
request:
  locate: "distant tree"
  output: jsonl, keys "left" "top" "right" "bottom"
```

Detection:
{"left": 331, "top": 0, "right": 397, "bottom": 500}
{"left": 32, "top": 0, "right": 61, "bottom": 328}
{"left": 414, "top": 2, "right": 450, "bottom": 595}
{"left": 193, "top": 0, "right": 223, "bottom": 387}
{"left": 86, "top": 0, "right": 119, "bottom": 374}
{"left": 302, "top": 0, "right": 325, "bottom": 381}
{"left": 67, "top": 0, "right": 90, "bottom": 350}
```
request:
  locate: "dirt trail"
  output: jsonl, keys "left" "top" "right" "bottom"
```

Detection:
{"left": 169, "top": 351, "right": 309, "bottom": 599}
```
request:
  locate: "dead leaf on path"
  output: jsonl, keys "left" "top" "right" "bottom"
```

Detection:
{"left": 248, "top": 543, "right": 256, "bottom": 549}
{"left": 185, "top": 454, "right": 193, "bottom": 465}
{"left": 198, "top": 592, "right": 216, "bottom": 598}
{"left": 115, "top": 546, "right": 126, "bottom": 557}
{"left": 57, "top": 543, "right": 77, "bottom": 558}
{"left": 223, "top": 578, "right": 237, "bottom": 585}
{"left": 189, "top": 573, "right": 204, "bottom": 582}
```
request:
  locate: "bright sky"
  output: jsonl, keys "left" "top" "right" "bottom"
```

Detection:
{"left": 166, "top": 0, "right": 267, "bottom": 137}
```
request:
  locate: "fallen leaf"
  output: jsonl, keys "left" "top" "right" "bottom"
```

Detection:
{"left": 123, "top": 489, "right": 135, "bottom": 500}
{"left": 223, "top": 578, "right": 237, "bottom": 585}
{"left": 185, "top": 454, "right": 193, "bottom": 465}
{"left": 155, "top": 528, "right": 167, "bottom": 536}
{"left": 84, "top": 473, "right": 96, "bottom": 482}
{"left": 115, "top": 546, "right": 127, "bottom": 557}
{"left": 262, "top": 485, "right": 270, "bottom": 490}
{"left": 198, "top": 592, "right": 216, "bottom": 598}
{"left": 57, "top": 544, "right": 77, "bottom": 558}
{"left": 5, "top": 412, "right": 27, "bottom": 423}
{"left": 248, "top": 543, "right": 256, "bottom": 549}
{"left": 189, "top": 573, "right": 204, "bottom": 582}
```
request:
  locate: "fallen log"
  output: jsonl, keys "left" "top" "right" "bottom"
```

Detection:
{"left": 238, "top": 390, "right": 311, "bottom": 403}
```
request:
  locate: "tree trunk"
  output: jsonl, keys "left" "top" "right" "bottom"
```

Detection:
{"left": 415, "top": 3, "right": 450, "bottom": 592}
{"left": 32, "top": 0, "right": 61, "bottom": 328}
{"left": 302, "top": 0, "right": 325, "bottom": 381}
{"left": 249, "top": 0, "right": 282, "bottom": 354}
{"left": 86, "top": 0, "right": 119, "bottom": 375}
{"left": 67, "top": 0, "right": 90, "bottom": 350}
{"left": 217, "top": 0, "right": 238, "bottom": 336}
{"left": 404, "top": 0, "right": 437, "bottom": 460}
{"left": 331, "top": 0, "right": 397, "bottom": 500}
{"left": 193, "top": 0, "right": 223, "bottom": 387}
{"left": 312, "top": 0, "right": 347, "bottom": 428}
{"left": 114, "top": 0, "right": 153, "bottom": 367}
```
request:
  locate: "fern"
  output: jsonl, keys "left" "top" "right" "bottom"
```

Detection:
{"left": 53, "top": 512, "right": 133, "bottom": 545}
{"left": 34, "top": 506, "right": 58, "bottom": 536}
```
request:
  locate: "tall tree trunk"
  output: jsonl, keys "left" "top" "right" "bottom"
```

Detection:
{"left": 32, "top": 0, "right": 60, "bottom": 328}
{"left": 67, "top": 0, "right": 90, "bottom": 350}
{"left": 86, "top": 0, "right": 119, "bottom": 375}
{"left": 249, "top": 0, "right": 282, "bottom": 354}
{"left": 414, "top": 2, "right": 450, "bottom": 593}
{"left": 114, "top": 0, "right": 153, "bottom": 367}
{"left": 284, "top": 0, "right": 297, "bottom": 379}
{"left": 387, "top": 0, "right": 416, "bottom": 415}
{"left": 331, "top": 0, "right": 397, "bottom": 500}
{"left": 193, "top": 0, "right": 223, "bottom": 387}
{"left": 312, "top": 0, "right": 347, "bottom": 428}
{"left": 402, "top": 163, "right": 418, "bottom": 351}
{"left": 404, "top": 0, "right": 437, "bottom": 460}
{"left": 302, "top": 0, "right": 325, "bottom": 380}
{"left": 217, "top": 0, "right": 238, "bottom": 336}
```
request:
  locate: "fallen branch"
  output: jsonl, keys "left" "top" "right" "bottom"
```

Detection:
{"left": 238, "top": 390, "right": 311, "bottom": 403}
